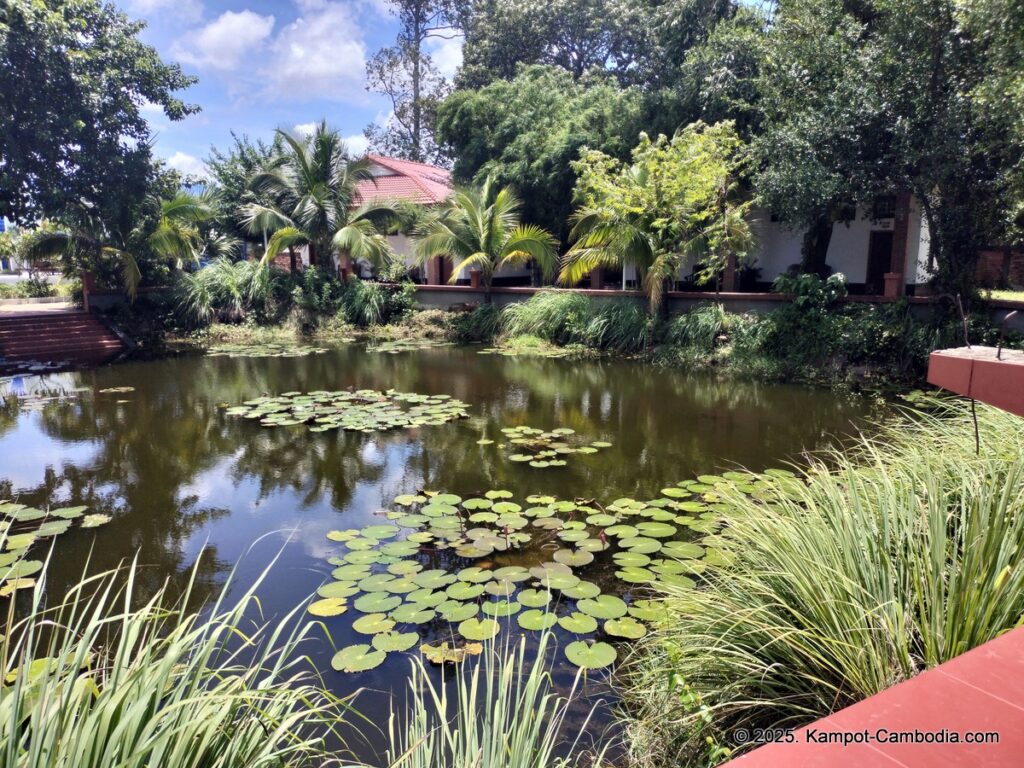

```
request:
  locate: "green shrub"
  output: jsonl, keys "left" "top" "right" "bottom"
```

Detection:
{"left": 338, "top": 279, "right": 416, "bottom": 327}
{"left": 663, "top": 303, "right": 730, "bottom": 353}
{"left": 500, "top": 290, "right": 591, "bottom": 344}
{"left": 451, "top": 303, "right": 501, "bottom": 343}
{"left": 0, "top": 278, "right": 55, "bottom": 299}
{"left": 173, "top": 259, "right": 289, "bottom": 328}
{"left": 577, "top": 299, "right": 654, "bottom": 353}
{"left": 624, "top": 399, "right": 1024, "bottom": 766}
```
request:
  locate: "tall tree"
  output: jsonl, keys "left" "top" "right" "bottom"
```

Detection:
{"left": 754, "top": 0, "right": 1013, "bottom": 294}
{"left": 436, "top": 66, "right": 669, "bottom": 241}
{"left": 205, "top": 133, "right": 280, "bottom": 245}
{"left": 364, "top": 0, "right": 464, "bottom": 163}
{"left": 0, "top": 0, "right": 197, "bottom": 224}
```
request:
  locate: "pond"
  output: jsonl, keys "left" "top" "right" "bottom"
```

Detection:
{"left": 0, "top": 343, "right": 877, "bottom": 761}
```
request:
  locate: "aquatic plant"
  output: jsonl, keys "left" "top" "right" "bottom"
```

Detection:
{"left": 0, "top": 555, "right": 350, "bottom": 768}
{"left": 224, "top": 390, "right": 470, "bottom": 433}
{"left": 490, "top": 425, "right": 613, "bottom": 469}
{"left": 383, "top": 632, "right": 608, "bottom": 768}
{"left": 318, "top": 483, "right": 735, "bottom": 674}
{"left": 624, "top": 399, "right": 1024, "bottom": 766}
{"left": 500, "top": 290, "right": 590, "bottom": 344}
{"left": 368, "top": 339, "right": 453, "bottom": 354}
{"left": 207, "top": 342, "right": 335, "bottom": 357}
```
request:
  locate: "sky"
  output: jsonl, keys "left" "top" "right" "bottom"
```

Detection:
{"left": 115, "top": 0, "right": 464, "bottom": 177}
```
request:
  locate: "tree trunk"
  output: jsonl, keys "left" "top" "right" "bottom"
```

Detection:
{"left": 307, "top": 242, "right": 317, "bottom": 268}
{"left": 288, "top": 247, "right": 298, "bottom": 275}
{"left": 801, "top": 213, "right": 834, "bottom": 277}
{"left": 411, "top": 5, "right": 424, "bottom": 162}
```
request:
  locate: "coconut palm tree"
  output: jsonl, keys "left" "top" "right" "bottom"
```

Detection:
{"left": 240, "top": 122, "right": 400, "bottom": 275}
{"left": 21, "top": 191, "right": 222, "bottom": 298}
{"left": 413, "top": 175, "right": 558, "bottom": 298}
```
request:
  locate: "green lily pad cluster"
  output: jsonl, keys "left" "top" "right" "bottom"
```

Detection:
{"left": 369, "top": 339, "right": 452, "bottom": 354}
{"left": 477, "top": 346, "right": 574, "bottom": 359}
{"left": 207, "top": 343, "right": 335, "bottom": 358}
{"left": 0, "top": 501, "right": 110, "bottom": 597}
{"left": 487, "top": 425, "right": 612, "bottom": 469}
{"left": 320, "top": 470, "right": 801, "bottom": 674}
{"left": 224, "top": 389, "right": 470, "bottom": 433}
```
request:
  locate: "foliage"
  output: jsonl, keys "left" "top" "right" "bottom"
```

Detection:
{"left": 241, "top": 122, "right": 401, "bottom": 271}
{"left": 0, "top": 555, "right": 348, "bottom": 768}
{"left": 753, "top": 0, "right": 1019, "bottom": 293}
{"left": 435, "top": 66, "right": 659, "bottom": 240}
{"left": 501, "top": 290, "right": 591, "bottom": 345}
{"left": 562, "top": 122, "right": 754, "bottom": 311}
{"left": 339, "top": 279, "right": 417, "bottom": 327}
{"left": 457, "top": 0, "right": 650, "bottom": 87}
{"left": 174, "top": 258, "right": 288, "bottom": 327}
{"left": 414, "top": 175, "right": 558, "bottom": 293}
{"left": 0, "top": 278, "right": 56, "bottom": 300}
{"left": 204, "top": 132, "right": 281, "bottom": 243}
{"left": 450, "top": 303, "right": 501, "bottom": 343}
{"left": 0, "top": 0, "right": 196, "bottom": 224}
{"left": 19, "top": 190, "right": 221, "bottom": 298}
{"left": 385, "top": 632, "right": 606, "bottom": 767}
{"left": 624, "top": 399, "right": 1024, "bottom": 765}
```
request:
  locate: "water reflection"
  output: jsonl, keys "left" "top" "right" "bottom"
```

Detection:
{"left": 0, "top": 344, "right": 876, "bottom": 759}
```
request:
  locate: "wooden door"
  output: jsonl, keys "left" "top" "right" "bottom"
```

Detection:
{"left": 865, "top": 231, "right": 894, "bottom": 295}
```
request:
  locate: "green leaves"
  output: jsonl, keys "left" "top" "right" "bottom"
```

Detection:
{"left": 458, "top": 618, "right": 500, "bottom": 641}
{"left": 564, "top": 641, "right": 617, "bottom": 670}
{"left": 332, "top": 644, "right": 387, "bottom": 673}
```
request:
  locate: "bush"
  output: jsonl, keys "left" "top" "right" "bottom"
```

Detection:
{"left": 624, "top": 399, "right": 1024, "bottom": 765}
{"left": 500, "top": 290, "right": 591, "bottom": 344}
{"left": 577, "top": 299, "right": 654, "bottom": 353}
{"left": 338, "top": 279, "right": 416, "bottom": 327}
{"left": 173, "top": 259, "right": 290, "bottom": 328}
{"left": 451, "top": 303, "right": 501, "bottom": 343}
{"left": 0, "top": 277, "right": 55, "bottom": 299}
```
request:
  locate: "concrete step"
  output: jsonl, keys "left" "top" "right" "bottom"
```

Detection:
{"left": 0, "top": 311, "right": 124, "bottom": 363}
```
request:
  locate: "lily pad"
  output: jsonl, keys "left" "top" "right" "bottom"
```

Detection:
{"left": 352, "top": 613, "right": 396, "bottom": 635}
{"left": 420, "top": 642, "right": 483, "bottom": 664}
{"left": 517, "top": 588, "right": 552, "bottom": 608}
{"left": 307, "top": 598, "right": 348, "bottom": 617}
{"left": 354, "top": 593, "right": 402, "bottom": 613}
{"left": 558, "top": 612, "right": 598, "bottom": 633}
{"left": 458, "top": 618, "right": 500, "bottom": 641}
{"left": 332, "top": 644, "right": 386, "bottom": 673}
{"left": 564, "top": 641, "right": 617, "bottom": 670}
{"left": 372, "top": 631, "right": 419, "bottom": 652}
{"left": 577, "top": 595, "right": 628, "bottom": 619}
{"left": 517, "top": 610, "right": 558, "bottom": 631}
{"left": 604, "top": 617, "right": 648, "bottom": 639}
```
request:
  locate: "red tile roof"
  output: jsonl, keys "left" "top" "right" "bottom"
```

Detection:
{"left": 353, "top": 154, "right": 452, "bottom": 207}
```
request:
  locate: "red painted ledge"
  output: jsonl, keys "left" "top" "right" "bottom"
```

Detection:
{"left": 927, "top": 346, "right": 1024, "bottom": 417}
{"left": 728, "top": 627, "right": 1024, "bottom": 767}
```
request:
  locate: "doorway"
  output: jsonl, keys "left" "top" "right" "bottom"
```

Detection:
{"left": 866, "top": 231, "right": 894, "bottom": 295}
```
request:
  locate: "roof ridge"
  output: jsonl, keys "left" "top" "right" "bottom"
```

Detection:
{"left": 366, "top": 154, "right": 449, "bottom": 201}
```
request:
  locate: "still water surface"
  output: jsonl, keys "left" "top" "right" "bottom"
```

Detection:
{"left": 0, "top": 344, "right": 876, "bottom": 760}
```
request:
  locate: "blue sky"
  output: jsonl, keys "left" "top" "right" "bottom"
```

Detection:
{"left": 115, "top": 0, "right": 463, "bottom": 176}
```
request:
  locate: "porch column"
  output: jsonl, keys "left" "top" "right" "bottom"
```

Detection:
{"left": 426, "top": 256, "right": 443, "bottom": 285}
{"left": 589, "top": 268, "right": 603, "bottom": 289}
{"left": 721, "top": 254, "right": 738, "bottom": 292}
{"left": 82, "top": 270, "right": 95, "bottom": 312}
{"left": 885, "top": 192, "right": 912, "bottom": 298}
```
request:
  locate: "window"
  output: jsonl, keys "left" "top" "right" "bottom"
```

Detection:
{"left": 873, "top": 195, "right": 897, "bottom": 220}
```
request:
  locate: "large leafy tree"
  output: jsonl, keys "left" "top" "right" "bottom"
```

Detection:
{"left": 414, "top": 175, "right": 558, "bottom": 296}
{"left": 754, "top": 0, "right": 1015, "bottom": 294}
{"left": 436, "top": 66, "right": 669, "bottom": 242}
{"left": 457, "top": 0, "right": 651, "bottom": 88}
{"left": 561, "top": 122, "right": 754, "bottom": 311}
{"left": 0, "top": 0, "right": 197, "bottom": 224}
{"left": 241, "top": 123, "right": 401, "bottom": 273}
{"left": 205, "top": 133, "right": 281, "bottom": 245}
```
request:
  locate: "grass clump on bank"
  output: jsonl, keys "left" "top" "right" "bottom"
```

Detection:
{"left": 623, "top": 398, "right": 1024, "bottom": 766}
{"left": 0, "top": 554, "right": 351, "bottom": 768}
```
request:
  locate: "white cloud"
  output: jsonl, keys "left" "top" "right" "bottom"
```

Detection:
{"left": 261, "top": 2, "right": 368, "bottom": 102}
{"left": 172, "top": 10, "right": 275, "bottom": 72}
{"left": 344, "top": 133, "right": 370, "bottom": 156}
{"left": 293, "top": 122, "right": 318, "bottom": 136}
{"left": 427, "top": 35, "right": 463, "bottom": 80}
{"left": 166, "top": 151, "right": 208, "bottom": 178}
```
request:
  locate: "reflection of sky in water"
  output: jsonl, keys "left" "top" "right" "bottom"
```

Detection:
{"left": 0, "top": 345, "right": 878, "bottom": 762}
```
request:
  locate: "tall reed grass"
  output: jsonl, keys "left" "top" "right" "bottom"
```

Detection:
{"left": 624, "top": 398, "right": 1024, "bottom": 766}
{"left": 383, "top": 632, "right": 608, "bottom": 768}
{"left": 0, "top": 552, "right": 351, "bottom": 768}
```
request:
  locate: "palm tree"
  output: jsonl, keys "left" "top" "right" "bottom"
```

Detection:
{"left": 21, "top": 191, "right": 221, "bottom": 298}
{"left": 240, "top": 122, "right": 400, "bottom": 275}
{"left": 414, "top": 175, "right": 558, "bottom": 298}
